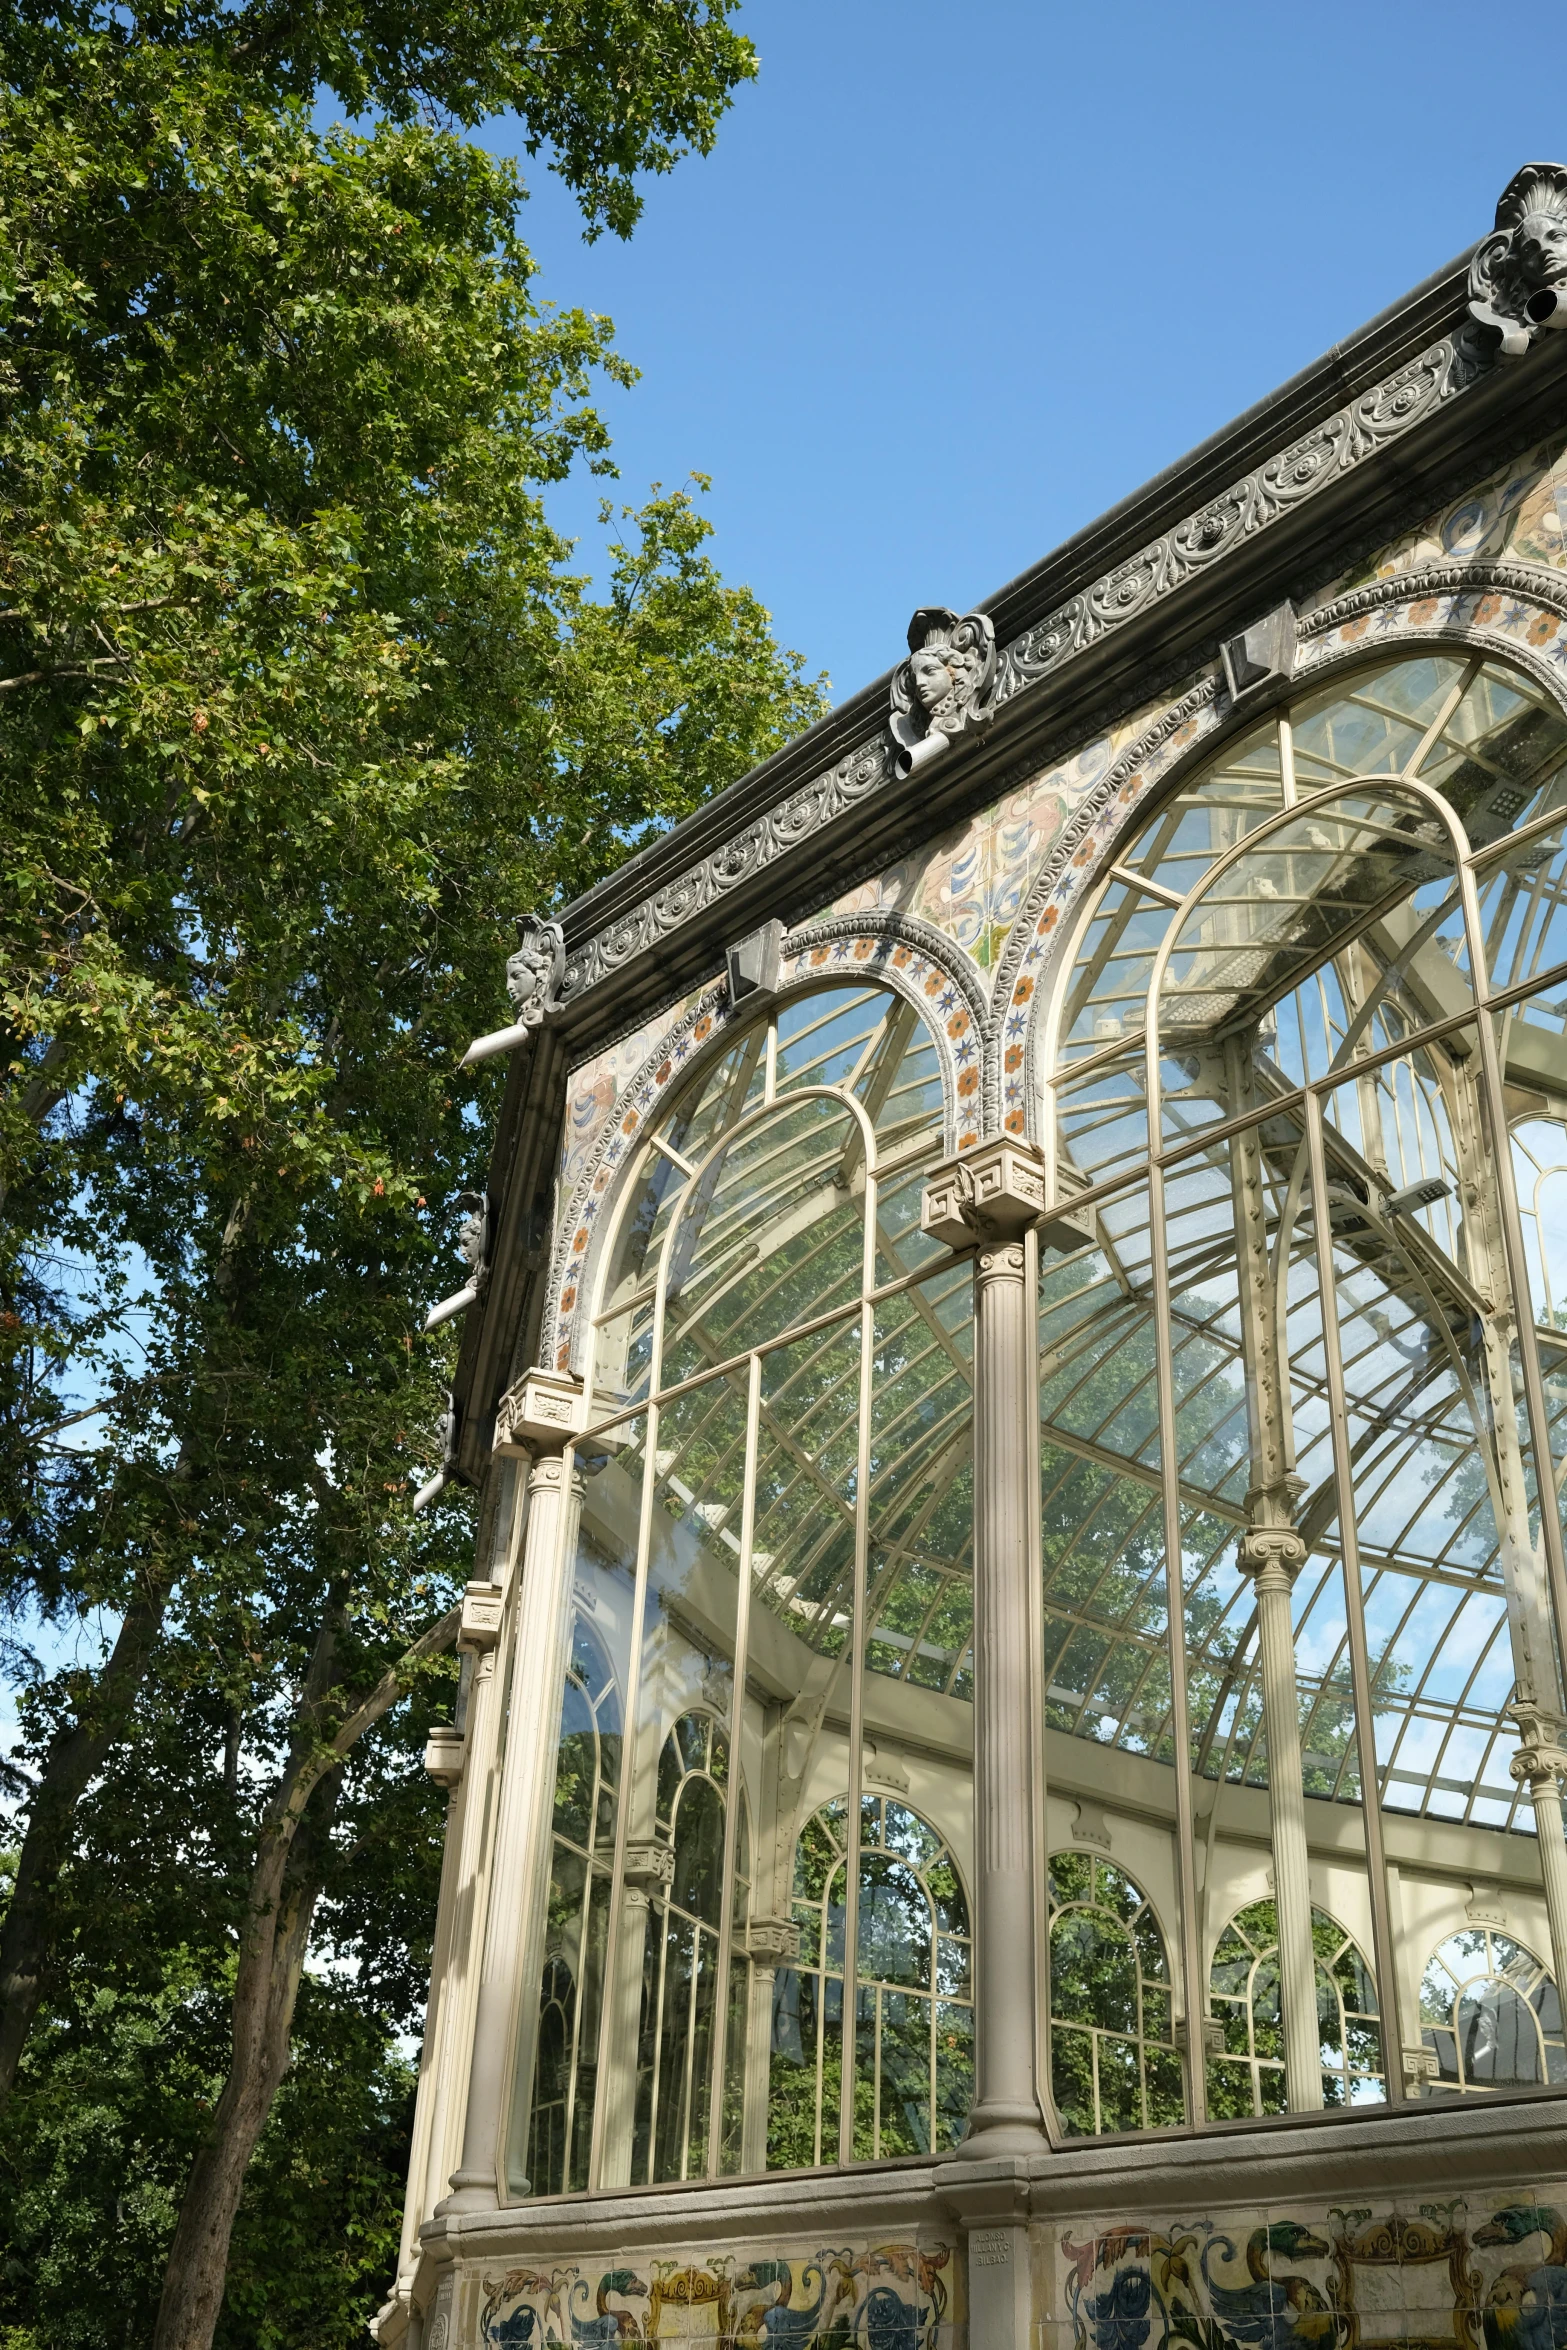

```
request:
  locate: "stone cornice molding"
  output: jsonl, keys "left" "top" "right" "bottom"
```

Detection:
{"left": 555, "top": 326, "right": 1506, "bottom": 1014}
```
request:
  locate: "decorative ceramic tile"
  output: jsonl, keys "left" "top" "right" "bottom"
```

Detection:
{"left": 1059, "top": 2193, "right": 1567, "bottom": 2350}
{"left": 474, "top": 2237, "right": 957, "bottom": 2349}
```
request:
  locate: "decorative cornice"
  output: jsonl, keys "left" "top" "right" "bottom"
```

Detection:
{"left": 553, "top": 327, "right": 1496, "bottom": 1012}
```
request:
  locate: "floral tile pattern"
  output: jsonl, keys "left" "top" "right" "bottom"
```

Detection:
{"left": 1304, "top": 428, "right": 1567, "bottom": 612}
{"left": 473, "top": 2238, "right": 957, "bottom": 2349}
{"left": 1057, "top": 2196, "right": 1567, "bottom": 2350}
{"left": 817, "top": 709, "right": 1169, "bottom": 977}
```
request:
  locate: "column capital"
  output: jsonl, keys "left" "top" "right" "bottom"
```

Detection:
{"left": 1238, "top": 1473, "right": 1308, "bottom": 1588}
{"left": 458, "top": 1580, "right": 505, "bottom": 1651}
{"left": 622, "top": 1839, "right": 675, "bottom": 1894}
{"left": 922, "top": 1139, "right": 1047, "bottom": 1249}
{"left": 1402, "top": 2043, "right": 1440, "bottom": 2095}
{"left": 1237, "top": 1524, "right": 1308, "bottom": 1587}
{"left": 744, "top": 1915, "right": 801, "bottom": 1968}
{"left": 1509, "top": 1703, "right": 1567, "bottom": 1789}
{"left": 493, "top": 1368, "right": 585, "bottom": 1458}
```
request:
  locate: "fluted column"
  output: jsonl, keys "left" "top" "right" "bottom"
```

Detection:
{"left": 443, "top": 1373, "right": 583, "bottom": 2210}
{"left": 594, "top": 1842, "right": 670, "bottom": 2188}
{"left": 923, "top": 1141, "right": 1050, "bottom": 2158}
{"left": 740, "top": 1917, "right": 798, "bottom": 2173}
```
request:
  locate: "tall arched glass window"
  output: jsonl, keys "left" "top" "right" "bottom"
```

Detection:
{"left": 630, "top": 1709, "right": 742, "bottom": 2182}
{"left": 526, "top": 1610, "right": 621, "bottom": 2196}
{"left": 1040, "top": 648, "right": 1567, "bottom": 2126}
{"left": 1046, "top": 1852, "right": 1182, "bottom": 2136}
{"left": 518, "top": 981, "right": 973, "bottom": 2189}
{"left": 768, "top": 1794, "right": 972, "bottom": 2167}
{"left": 1418, "top": 1927, "right": 1566, "bottom": 2093}
{"left": 1206, "top": 1898, "right": 1383, "bottom": 2116}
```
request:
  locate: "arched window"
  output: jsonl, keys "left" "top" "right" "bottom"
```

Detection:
{"left": 767, "top": 1795, "right": 973, "bottom": 2167}
{"left": 1038, "top": 645, "right": 1567, "bottom": 2122}
{"left": 527, "top": 977, "right": 975, "bottom": 2188}
{"left": 633, "top": 1709, "right": 746, "bottom": 2182}
{"left": 527, "top": 1610, "right": 621, "bottom": 2195}
{"left": 1207, "top": 1898, "right": 1383, "bottom": 2116}
{"left": 1418, "top": 1928, "right": 1566, "bottom": 2093}
{"left": 1046, "top": 1852, "right": 1182, "bottom": 2135}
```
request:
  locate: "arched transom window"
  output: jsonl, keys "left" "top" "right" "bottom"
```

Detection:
{"left": 1419, "top": 1927, "right": 1566, "bottom": 2094}
{"left": 1207, "top": 1898, "right": 1383, "bottom": 2116}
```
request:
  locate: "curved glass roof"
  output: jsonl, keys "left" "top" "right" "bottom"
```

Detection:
{"left": 578, "top": 649, "right": 1567, "bottom": 1839}
{"left": 1043, "top": 649, "right": 1567, "bottom": 1833}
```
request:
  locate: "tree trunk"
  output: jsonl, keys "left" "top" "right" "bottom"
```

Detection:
{"left": 0, "top": 1563, "right": 175, "bottom": 2101}
{"left": 149, "top": 1598, "right": 458, "bottom": 2350}
{"left": 150, "top": 1776, "right": 339, "bottom": 2350}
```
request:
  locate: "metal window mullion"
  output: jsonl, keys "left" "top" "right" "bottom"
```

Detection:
{"left": 703, "top": 1349, "right": 760, "bottom": 2176}
{"left": 1304, "top": 1089, "right": 1406, "bottom": 2103}
{"left": 1147, "top": 1158, "right": 1208, "bottom": 2125}
{"left": 837, "top": 1182, "right": 877, "bottom": 2167}
{"left": 1458, "top": 854, "right": 1567, "bottom": 1676}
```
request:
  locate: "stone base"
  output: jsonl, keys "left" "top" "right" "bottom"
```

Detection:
{"left": 382, "top": 2092, "right": 1567, "bottom": 2349}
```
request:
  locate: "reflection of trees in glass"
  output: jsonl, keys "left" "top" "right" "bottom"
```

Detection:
{"left": 1418, "top": 1928, "right": 1566, "bottom": 2093}
{"left": 767, "top": 1796, "right": 972, "bottom": 2168}
{"left": 1047, "top": 1852, "right": 1183, "bottom": 2135}
{"left": 633, "top": 1709, "right": 739, "bottom": 2183}
{"left": 528, "top": 1610, "right": 621, "bottom": 2194}
{"left": 1206, "top": 1898, "right": 1383, "bottom": 2117}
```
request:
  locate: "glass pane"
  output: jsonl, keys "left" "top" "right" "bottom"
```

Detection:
{"left": 1047, "top": 1852, "right": 1183, "bottom": 2135}
{"left": 1155, "top": 789, "right": 1459, "bottom": 1101}
{"left": 662, "top": 1095, "right": 865, "bottom": 1372}
{"left": 585, "top": 1381, "right": 746, "bottom": 2189}
{"left": 1039, "top": 1186, "right": 1175, "bottom": 1760}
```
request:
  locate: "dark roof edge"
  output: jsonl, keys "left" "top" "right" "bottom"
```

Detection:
{"left": 560, "top": 246, "right": 1474, "bottom": 944}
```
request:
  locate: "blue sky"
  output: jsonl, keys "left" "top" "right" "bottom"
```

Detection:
{"left": 488, "top": 0, "right": 1558, "bottom": 705}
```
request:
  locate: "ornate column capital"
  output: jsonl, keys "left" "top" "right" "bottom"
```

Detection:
{"left": 744, "top": 1915, "right": 801, "bottom": 1969}
{"left": 622, "top": 1840, "right": 675, "bottom": 1896}
{"left": 922, "top": 1140, "right": 1047, "bottom": 1250}
{"left": 1238, "top": 1473, "right": 1308, "bottom": 1589}
{"left": 493, "top": 1368, "right": 585, "bottom": 1459}
{"left": 1509, "top": 1703, "right": 1567, "bottom": 1791}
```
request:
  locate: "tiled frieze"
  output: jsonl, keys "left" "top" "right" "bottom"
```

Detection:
{"left": 466, "top": 2232, "right": 960, "bottom": 2348}
{"left": 1050, "top": 2194, "right": 1567, "bottom": 2350}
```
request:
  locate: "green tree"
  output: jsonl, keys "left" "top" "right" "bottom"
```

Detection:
{"left": 0, "top": 6, "right": 824, "bottom": 2343}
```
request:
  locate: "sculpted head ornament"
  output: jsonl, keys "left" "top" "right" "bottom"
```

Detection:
{"left": 1470, "top": 162, "right": 1567, "bottom": 352}
{"left": 504, "top": 913, "right": 566, "bottom": 1024}
{"left": 889, "top": 606, "right": 998, "bottom": 776}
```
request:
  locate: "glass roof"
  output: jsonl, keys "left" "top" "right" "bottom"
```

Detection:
{"left": 1044, "top": 650, "right": 1567, "bottom": 1834}
{"left": 576, "top": 651, "right": 1567, "bottom": 1840}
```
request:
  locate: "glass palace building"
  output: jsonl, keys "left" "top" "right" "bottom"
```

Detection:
{"left": 379, "top": 166, "right": 1567, "bottom": 2350}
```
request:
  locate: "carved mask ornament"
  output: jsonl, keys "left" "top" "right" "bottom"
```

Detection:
{"left": 889, "top": 605, "right": 998, "bottom": 777}
{"left": 1470, "top": 161, "right": 1567, "bottom": 354}
{"left": 504, "top": 912, "right": 566, "bottom": 1026}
